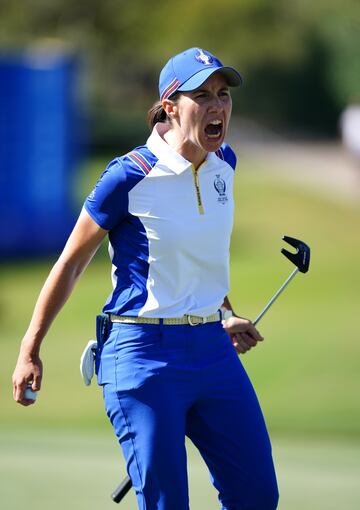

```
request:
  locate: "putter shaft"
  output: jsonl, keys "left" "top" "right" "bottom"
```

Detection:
{"left": 253, "top": 267, "right": 299, "bottom": 326}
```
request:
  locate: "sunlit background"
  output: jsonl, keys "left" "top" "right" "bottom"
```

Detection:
{"left": 1, "top": 1, "right": 359, "bottom": 509}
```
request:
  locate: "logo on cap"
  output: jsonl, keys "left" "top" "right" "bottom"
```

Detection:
{"left": 195, "top": 49, "right": 213, "bottom": 66}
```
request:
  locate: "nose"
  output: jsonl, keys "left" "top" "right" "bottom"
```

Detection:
{"left": 208, "top": 94, "right": 223, "bottom": 112}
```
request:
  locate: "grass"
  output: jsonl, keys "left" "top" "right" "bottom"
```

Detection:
{"left": 0, "top": 428, "right": 359, "bottom": 510}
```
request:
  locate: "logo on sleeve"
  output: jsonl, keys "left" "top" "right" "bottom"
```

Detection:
{"left": 214, "top": 175, "right": 228, "bottom": 204}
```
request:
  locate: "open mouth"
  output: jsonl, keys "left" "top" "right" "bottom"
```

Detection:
{"left": 205, "top": 119, "right": 223, "bottom": 139}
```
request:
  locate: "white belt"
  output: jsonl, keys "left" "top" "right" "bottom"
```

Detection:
{"left": 109, "top": 312, "right": 221, "bottom": 326}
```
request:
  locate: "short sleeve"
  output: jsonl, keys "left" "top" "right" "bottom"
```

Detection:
{"left": 221, "top": 144, "right": 237, "bottom": 170}
{"left": 84, "top": 159, "right": 128, "bottom": 230}
{"left": 216, "top": 144, "right": 237, "bottom": 170}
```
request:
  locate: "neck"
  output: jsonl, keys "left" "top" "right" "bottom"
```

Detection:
{"left": 163, "top": 128, "right": 207, "bottom": 170}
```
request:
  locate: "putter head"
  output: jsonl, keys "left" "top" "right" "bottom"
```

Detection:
{"left": 281, "top": 235, "right": 310, "bottom": 273}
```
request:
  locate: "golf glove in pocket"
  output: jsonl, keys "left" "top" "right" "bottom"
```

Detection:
{"left": 80, "top": 340, "right": 98, "bottom": 386}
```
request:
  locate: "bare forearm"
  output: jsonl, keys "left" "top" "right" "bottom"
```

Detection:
{"left": 19, "top": 208, "right": 107, "bottom": 356}
{"left": 20, "top": 258, "right": 87, "bottom": 356}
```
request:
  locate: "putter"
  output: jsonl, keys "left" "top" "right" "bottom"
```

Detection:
{"left": 253, "top": 235, "right": 310, "bottom": 325}
{"left": 110, "top": 235, "right": 311, "bottom": 504}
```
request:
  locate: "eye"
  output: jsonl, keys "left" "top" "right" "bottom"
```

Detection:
{"left": 194, "top": 92, "right": 208, "bottom": 99}
{"left": 219, "top": 89, "right": 230, "bottom": 98}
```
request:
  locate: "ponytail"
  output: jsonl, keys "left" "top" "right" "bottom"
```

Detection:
{"left": 147, "top": 101, "right": 168, "bottom": 129}
{"left": 147, "top": 93, "right": 180, "bottom": 129}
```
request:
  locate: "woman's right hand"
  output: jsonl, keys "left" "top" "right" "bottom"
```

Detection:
{"left": 12, "top": 351, "right": 43, "bottom": 406}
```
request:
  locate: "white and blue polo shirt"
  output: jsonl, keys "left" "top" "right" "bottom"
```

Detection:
{"left": 84, "top": 123, "right": 237, "bottom": 318}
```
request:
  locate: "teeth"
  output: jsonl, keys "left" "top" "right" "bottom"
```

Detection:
{"left": 209, "top": 120, "right": 221, "bottom": 125}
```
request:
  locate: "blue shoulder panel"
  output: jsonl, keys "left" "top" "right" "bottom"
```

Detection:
{"left": 215, "top": 144, "right": 237, "bottom": 170}
{"left": 121, "top": 145, "right": 159, "bottom": 189}
{"left": 84, "top": 146, "right": 158, "bottom": 231}
{"left": 102, "top": 146, "right": 159, "bottom": 317}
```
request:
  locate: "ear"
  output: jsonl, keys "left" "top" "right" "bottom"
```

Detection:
{"left": 162, "top": 99, "right": 178, "bottom": 120}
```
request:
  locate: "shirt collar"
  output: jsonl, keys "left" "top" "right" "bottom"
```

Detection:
{"left": 206, "top": 150, "right": 220, "bottom": 166}
{"left": 146, "top": 123, "right": 193, "bottom": 175}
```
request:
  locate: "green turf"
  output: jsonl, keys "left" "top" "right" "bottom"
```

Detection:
{"left": 0, "top": 428, "right": 359, "bottom": 510}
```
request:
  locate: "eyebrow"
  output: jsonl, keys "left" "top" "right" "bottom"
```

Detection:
{"left": 193, "top": 86, "right": 230, "bottom": 94}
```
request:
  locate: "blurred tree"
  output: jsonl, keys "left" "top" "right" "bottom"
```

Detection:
{"left": 314, "top": 5, "right": 360, "bottom": 105}
{"left": 0, "top": 0, "right": 358, "bottom": 142}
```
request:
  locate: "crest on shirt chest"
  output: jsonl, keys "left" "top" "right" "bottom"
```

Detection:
{"left": 214, "top": 174, "right": 228, "bottom": 204}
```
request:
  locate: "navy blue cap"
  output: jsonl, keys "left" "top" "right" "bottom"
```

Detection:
{"left": 159, "top": 47, "right": 243, "bottom": 101}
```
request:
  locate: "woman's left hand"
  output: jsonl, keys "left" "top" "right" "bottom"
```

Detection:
{"left": 222, "top": 316, "right": 263, "bottom": 354}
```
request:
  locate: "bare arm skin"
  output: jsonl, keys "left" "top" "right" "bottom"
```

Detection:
{"left": 221, "top": 297, "right": 264, "bottom": 354}
{"left": 12, "top": 208, "right": 108, "bottom": 406}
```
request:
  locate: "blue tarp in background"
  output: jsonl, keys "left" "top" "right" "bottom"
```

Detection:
{"left": 0, "top": 48, "right": 83, "bottom": 258}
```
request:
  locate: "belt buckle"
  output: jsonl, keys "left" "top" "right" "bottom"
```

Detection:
{"left": 187, "top": 315, "right": 206, "bottom": 326}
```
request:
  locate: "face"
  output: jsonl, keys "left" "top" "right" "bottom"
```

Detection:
{"left": 163, "top": 72, "right": 232, "bottom": 163}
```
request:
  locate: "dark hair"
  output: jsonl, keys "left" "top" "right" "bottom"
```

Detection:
{"left": 147, "top": 93, "right": 180, "bottom": 129}
{"left": 147, "top": 101, "right": 167, "bottom": 129}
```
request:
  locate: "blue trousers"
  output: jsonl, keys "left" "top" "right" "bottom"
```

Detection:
{"left": 98, "top": 321, "right": 279, "bottom": 510}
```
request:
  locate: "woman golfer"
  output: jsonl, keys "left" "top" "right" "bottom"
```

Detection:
{"left": 13, "top": 47, "right": 279, "bottom": 510}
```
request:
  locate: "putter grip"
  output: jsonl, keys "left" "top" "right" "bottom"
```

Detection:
{"left": 111, "top": 476, "right": 132, "bottom": 503}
